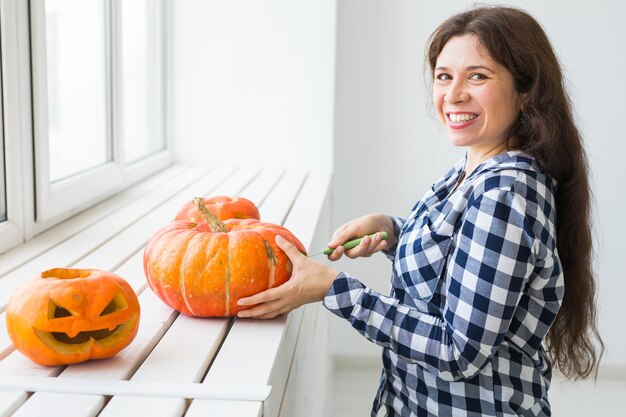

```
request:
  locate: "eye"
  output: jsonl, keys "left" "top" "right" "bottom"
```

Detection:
{"left": 48, "top": 300, "right": 74, "bottom": 319}
{"left": 100, "top": 292, "right": 128, "bottom": 316}
{"left": 469, "top": 72, "right": 488, "bottom": 81}
{"left": 435, "top": 73, "right": 452, "bottom": 81}
{"left": 54, "top": 305, "right": 72, "bottom": 318}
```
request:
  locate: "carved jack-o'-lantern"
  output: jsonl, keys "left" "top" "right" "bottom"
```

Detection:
{"left": 6, "top": 268, "right": 140, "bottom": 366}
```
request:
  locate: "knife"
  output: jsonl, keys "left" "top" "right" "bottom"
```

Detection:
{"left": 308, "top": 231, "right": 388, "bottom": 257}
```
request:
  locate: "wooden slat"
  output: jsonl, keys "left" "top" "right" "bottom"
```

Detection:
{"left": 282, "top": 170, "right": 332, "bottom": 253}
{"left": 237, "top": 167, "right": 284, "bottom": 208}
{"left": 185, "top": 400, "right": 263, "bottom": 417}
{"left": 10, "top": 393, "right": 104, "bottom": 417}
{"left": 202, "top": 167, "right": 260, "bottom": 198}
{"left": 0, "top": 390, "right": 27, "bottom": 417}
{"left": 98, "top": 397, "right": 186, "bottom": 417}
{"left": 204, "top": 316, "right": 289, "bottom": 384}
{"left": 256, "top": 169, "right": 307, "bottom": 225}
{"left": 0, "top": 164, "right": 187, "bottom": 277}
{"left": 1, "top": 377, "right": 270, "bottom": 401}
{"left": 0, "top": 354, "right": 62, "bottom": 417}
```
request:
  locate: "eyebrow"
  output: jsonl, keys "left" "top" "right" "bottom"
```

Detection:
{"left": 435, "top": 65, "right": 495, "bottom": 73}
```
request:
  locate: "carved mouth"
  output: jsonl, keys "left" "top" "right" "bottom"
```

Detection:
{"left": 33, "top": 321, "right": 135, "bottom": 355}
{"left": 48, "top": 325, "right": 122, "bottom": 344}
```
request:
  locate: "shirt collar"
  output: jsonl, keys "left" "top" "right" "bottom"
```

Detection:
{"left": 464, "top": 150, "right": 538, "bottom": 181}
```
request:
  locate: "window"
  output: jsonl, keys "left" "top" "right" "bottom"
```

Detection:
{"left": 0, "top": 0, "right": 170, "bottom": 252}
{"left": 43, "top": 0, "right": 110, "bottom": 182}
{"left": 0, "top": 34, "right": 6, "bottom": 224}
{"left": 121, "top": 0, "right": 166, "bottom": 163}
{"left": 0, "top": 133, "right": 6, "bottom": 224}
{"left": 30, "top": 0, "right": 169, "bottom": 229}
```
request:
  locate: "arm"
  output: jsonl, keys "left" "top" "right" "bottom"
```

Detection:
{"left": 324, "top": 189, "right": 537, "bottom": 381}
{"left": 236, "top": 213, "right": 403, "bottom": 319}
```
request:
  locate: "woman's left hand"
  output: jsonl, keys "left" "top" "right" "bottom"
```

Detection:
{"left": 236, "top": 235, "right": 339, "bottom": 319}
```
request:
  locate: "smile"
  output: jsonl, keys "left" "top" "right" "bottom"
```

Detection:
{"left": 447, "top": 113, "right": 478, "bottom": 123}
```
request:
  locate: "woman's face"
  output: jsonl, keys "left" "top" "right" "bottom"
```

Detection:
{"left": 433, "top": 34, "right": 524, "bottom": 152}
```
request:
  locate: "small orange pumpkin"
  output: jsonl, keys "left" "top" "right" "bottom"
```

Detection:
{"left": 6, "top": 268, "right": 140, "bottom": 366}
{"left": 175, "top": 195, "right": 260, "bottom": 222}
{"left": 144, "top": 197, "right": 306, "bottom": 317}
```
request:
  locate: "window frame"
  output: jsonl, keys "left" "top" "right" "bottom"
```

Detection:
{"left": 0, "top": 0, "right": 172, "bottom": 250}
{"left": 31, "top": 0, "right": 171, "bottom": 229}
{"left": 0, "top": 0, "right": 30, "bottom": 251}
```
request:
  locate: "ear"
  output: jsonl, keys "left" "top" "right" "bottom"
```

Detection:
{"left": 519, "top": 92, "right": 529, "bottom": 112}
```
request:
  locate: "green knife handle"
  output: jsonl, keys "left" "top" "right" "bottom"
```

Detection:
{"left": 322, "top": 231, "right": 388, "bottom": 255}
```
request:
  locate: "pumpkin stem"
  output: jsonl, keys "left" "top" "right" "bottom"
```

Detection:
{"left": 193, "top": 197, "right": 228, "bottom": 233}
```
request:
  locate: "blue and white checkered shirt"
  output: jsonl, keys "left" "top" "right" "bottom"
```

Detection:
{"left": 323, "top": 151, "right": 561, "bottom": 416}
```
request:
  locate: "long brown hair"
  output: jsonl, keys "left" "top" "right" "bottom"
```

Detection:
{"left": 426, "top": 6, "right": 603, "bottom": 379}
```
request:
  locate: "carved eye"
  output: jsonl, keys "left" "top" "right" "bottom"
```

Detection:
{"left": 99, "top": 292, "right": 128, "bottom": 316}
{"left": 54, "top": 305, "right": 72, "bottom": 318}
{"left": 48, "top": 300, "right": 74, "bottom": 319}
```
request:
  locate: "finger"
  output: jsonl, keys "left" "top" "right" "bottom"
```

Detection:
{"left": 366, "top": 232, "right": 384, "bottom": 253}
{"left": 329, "top": 223, "right": 349, "bottom": 242}
{"left": 237, "top": 299, "right": 285, "bottom": 318}
{"left": 375, "top": 240, "right": 388, "bottom": 252}
{"left": 359, "top": 234, "right": 388, "bottom": 257}
{"left": 237, "top": 285, "right": 284, "bottom": 306}
{"left": 327, "top": 244, "right": 345, "bottom": 261}
{"left": 329, "top": 223, "right": 358, "bottom": 248}
{"left": 275, "top": 234, "right": 305, "bottom": 261}
{"left": 345, "top": 234, "right": 372, "bottom": 258}
{"left": 255, "top": 309, "right": 288, "bottom": 319}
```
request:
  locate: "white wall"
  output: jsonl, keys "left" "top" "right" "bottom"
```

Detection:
{"left": 332, "top": 0, "right": 626, "bottom": 370}
{"left": 171, "top": 0, "right": 336, "bottom": 171}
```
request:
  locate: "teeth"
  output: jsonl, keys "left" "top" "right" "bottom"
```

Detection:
{"left": 449, "top": 113, "right": 477, "bottom": 123}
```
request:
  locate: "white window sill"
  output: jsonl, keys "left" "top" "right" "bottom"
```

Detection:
{"left": 0, "top": 164, "right": 333, "bottom": 417}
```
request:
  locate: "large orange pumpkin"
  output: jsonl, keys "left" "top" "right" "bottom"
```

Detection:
{"left": 144, "top": 197, "right": 306, "bottom": 317}
{"left": 6, "top": 268, "right": 140, "bottom": 366}
{"left": 175, "top": 195, "right": 260, "bottom": 222}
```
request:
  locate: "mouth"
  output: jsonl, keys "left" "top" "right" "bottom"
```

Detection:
{"left": 446, "top": 112, "right": 478, "bottom": 127}
{"left": 33, "top": 322, "right": 134, "bottom": 354}
{"left": 46, "top": 326, "right": 123, "bottom": 344}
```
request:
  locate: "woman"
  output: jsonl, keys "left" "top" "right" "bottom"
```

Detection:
{"left": 237, "top": 6, "right": 603, "bottom": 416}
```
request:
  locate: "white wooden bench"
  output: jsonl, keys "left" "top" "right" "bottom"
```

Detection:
{"left": 0, "top": 165, "right": 333, "bottom": 417}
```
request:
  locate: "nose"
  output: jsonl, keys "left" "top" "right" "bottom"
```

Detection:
{"left": 444, "top": 80, "right": 468, "bottom": 104}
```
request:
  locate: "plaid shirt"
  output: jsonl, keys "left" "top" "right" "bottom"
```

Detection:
{"left": 323, "top": 151, "right": 561, "bottom": 417}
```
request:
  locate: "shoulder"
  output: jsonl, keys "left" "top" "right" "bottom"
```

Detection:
{"left": 465, "top": 152, "right": 557, "bottom": 247}
{"left": 469, "top": 152, "right": 556, "bottom": 211}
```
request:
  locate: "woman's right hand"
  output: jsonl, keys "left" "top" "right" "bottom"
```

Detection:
{"left": 327, "top": 213, "right": 396, "bottom": 261}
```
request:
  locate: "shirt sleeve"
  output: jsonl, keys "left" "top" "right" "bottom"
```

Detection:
{"left": 381, "top": 216, "right": 405, "bottom": 260}
{"left": 323, "top": 189, "right": 537, "bottom": 381}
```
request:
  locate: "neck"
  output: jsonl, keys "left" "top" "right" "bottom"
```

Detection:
{"left": 465, "top": 143, "right": 510, "bottom": 175}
